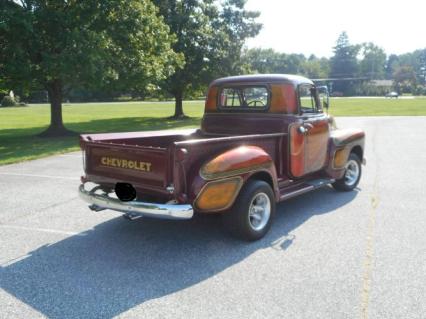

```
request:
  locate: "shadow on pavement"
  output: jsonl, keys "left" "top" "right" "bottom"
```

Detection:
{"left": 0, "top": 186, "right": 358, "bottom": 318}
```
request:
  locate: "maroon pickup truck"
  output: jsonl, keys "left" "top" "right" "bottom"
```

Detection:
{"left": 79, "top": 74, "right": 365, "bottom": 241}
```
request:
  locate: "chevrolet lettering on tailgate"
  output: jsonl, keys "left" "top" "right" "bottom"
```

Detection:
{"left": 101, "top": 157, "right": 152, "bottom": 172}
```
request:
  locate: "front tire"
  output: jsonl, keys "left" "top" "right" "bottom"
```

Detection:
{"left": 332, "top": 153, "right": 362, "bottom": 191}
{"left": 222, "top": 180, "right": 276, "bottom": 241}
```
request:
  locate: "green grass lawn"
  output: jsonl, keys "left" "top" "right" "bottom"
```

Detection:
{"left": 330, "top": 97, "right": 426, "bottom": 116}
{"left": 0, "top": 101, "right": 203, "bottom": 165}
{"left": 1, "top": 97, "right": 426, "bottom": 165}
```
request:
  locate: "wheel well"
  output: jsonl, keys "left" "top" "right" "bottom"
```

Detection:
{"left": 248, "top": 171, "right": 274, "bottom": 190}
{"left": 351, "top": 145, "right": 363, "bottom": 160}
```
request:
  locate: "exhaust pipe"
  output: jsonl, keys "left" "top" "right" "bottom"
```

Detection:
{"left": 123, "top": 213, "right": 143, "bottom": 221}
{"left": 88, "top": 204, "right": 105, "bottom": 212}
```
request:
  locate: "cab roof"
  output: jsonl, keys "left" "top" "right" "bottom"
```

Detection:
{"left": 210, "top": 74, "right": 314, "bottom": 87}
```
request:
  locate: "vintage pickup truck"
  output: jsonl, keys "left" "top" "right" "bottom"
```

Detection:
{"left": 79, "top": 74, "right": 365, "bottom": 241}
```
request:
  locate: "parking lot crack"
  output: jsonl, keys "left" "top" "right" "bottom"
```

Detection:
{"left": 360, "top": 127, "right": 380, "bottom": 319}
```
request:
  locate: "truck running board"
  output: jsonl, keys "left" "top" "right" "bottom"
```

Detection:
{"left": 279, "top": 178, "right": 335, "bottom": 201}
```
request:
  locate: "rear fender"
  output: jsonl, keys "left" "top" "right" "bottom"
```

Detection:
{"left": 194, "top": 146, "right": 278, "bottom": 212}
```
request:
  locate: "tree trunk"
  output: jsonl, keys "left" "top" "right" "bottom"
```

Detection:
{"left": 171, "top": 90, "right": 188, "bottom": 119}
{"left": 39, "top": 79, "right": 74, "bottom": 137}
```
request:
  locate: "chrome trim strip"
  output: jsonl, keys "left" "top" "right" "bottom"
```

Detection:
{"left": 79, "top": 184, "right": 193, "bottom": 220}
{"left": 279, "top": 185, "right": 314, "bottom": 201}
{"left": 200, "top": 162, "right": 272, "bottom": 181}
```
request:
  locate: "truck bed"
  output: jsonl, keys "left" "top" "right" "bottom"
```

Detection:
{"left": 81, "top": 129, "right": 286, "bottom": 201}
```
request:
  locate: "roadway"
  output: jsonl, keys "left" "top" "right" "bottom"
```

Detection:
{"left": 1, "top": 117, "right": 425, "bottom": 318}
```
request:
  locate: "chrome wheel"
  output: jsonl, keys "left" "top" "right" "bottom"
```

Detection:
{"left": 248, "top": 192, "right": 271, "bottom": 231}
{"left": 344, "top": 159, "right": 360, "bottom": 187}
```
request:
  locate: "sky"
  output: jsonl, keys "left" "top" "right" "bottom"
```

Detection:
{"left": 245, "top": 0, "right": 426, "bottom": 57}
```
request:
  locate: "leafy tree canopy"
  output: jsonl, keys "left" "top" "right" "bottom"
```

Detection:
{"left": 0, "top": 0, "right": 182, "bottom": 135}
{"left": 241, "top": 49, "right": 329, "bottom": 79}
{"left": 152, "top": 0, "right": 262, "bottom": 118}
{"left": 329, "top": 32, "right": 360, "bottom": 94}
{"left": 359, "top": 42, "right": 386, "bottom": 79}
{"left": 330, "top": 32, "right": 360, "bottom": 78}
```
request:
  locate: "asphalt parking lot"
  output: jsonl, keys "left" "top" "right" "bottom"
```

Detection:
{"left": 1, "top": 117, "right": 425, "bottom": 319}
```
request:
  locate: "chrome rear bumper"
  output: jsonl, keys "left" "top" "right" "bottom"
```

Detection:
{"left": 78, "top": 184, "right": 193, "bottom": 220}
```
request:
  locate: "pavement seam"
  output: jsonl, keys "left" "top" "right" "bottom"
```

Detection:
{"left": 0, "top": 172, "right": 79, "bottom": 181}
{"left": 0, "top": 224, "right": 85, "bottom": 237}
{"left": 360, "top": 128, "right": 379, "bottom": 319}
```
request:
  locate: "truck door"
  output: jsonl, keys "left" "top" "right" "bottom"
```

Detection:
{"left": 289, "top": 84, "right": 329, "bottom": 177}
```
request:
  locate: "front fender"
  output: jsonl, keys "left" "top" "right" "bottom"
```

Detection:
{"left": 331, "top": 128, "right": 365, "bottom": 148}
{"left": 326, "top": 128, "right": 365, "bottom": 179}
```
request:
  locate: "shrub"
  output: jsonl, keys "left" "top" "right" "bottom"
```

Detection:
{"left": 1, "top": 96, "right": 16, "bottom": 107}
{"left": 413, "top": 85, "right": 426, "bottom": 96}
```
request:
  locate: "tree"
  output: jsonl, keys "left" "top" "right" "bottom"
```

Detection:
{"left": 393, "top": 65, "right": 417, "bottom": 94}
{"left": 153, "top": 0, "right": 261, "bottom": 118}
{"left": 0, "top": 0, "right": 181, "bottom": 136}
{"left": 385, "top": 54, "right": 400, "bottom": 80}
{"left": 242, "top": 48, "right": 291, "bottom": 74}
{"left": 418, "top": 49, "right": 426, "bottom": 85}
{"left": 390, "top": 49, "right": 426, "bottom": 85}
{"left": 303, "top": 55, "right": 330, "bottom": 79}
{"left": 329, "top": 32, "right": 360, "bottom": 94}
{"left": 359, "top": 42, "right": 386, "bottom": 79}
{"left": 241, "top": 48, "right": 310, "bottom": 75}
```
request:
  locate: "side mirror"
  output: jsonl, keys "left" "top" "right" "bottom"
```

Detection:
{"left": 323, "top": 97, "right": 329, "bottom": 110}
{"left": 317, "top": 86, "right": 330, "bottom": 111}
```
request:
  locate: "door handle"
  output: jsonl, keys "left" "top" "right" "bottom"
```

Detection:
{"left": 298, "top": 123, "right": 313, "bottom": 135}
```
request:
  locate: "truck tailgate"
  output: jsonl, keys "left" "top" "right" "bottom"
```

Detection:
{"left": 85, "top": 142, "right": 171, "bottom": 189}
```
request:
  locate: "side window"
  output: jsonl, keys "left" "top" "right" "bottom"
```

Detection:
{"left": 220, "top": 88, "right": 241, "bottom": 107}
{"left": 299, "top": 85, "right": 321, "bottom": 113}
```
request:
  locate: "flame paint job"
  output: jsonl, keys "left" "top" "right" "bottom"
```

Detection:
{"left": 325, "top": 129, "right": 365, "bottom": 179}
{"left": 204, "top": 82, "right": 297, "bottom": 115}
{"left": 304, "top": 119, "right": 329, "bottom": 173}
{"left": 331, "top": 128, "right": 365, "bottom": 146}
{"left": 200, "top": 146, "right": 273, "bottom": 180}
{"left": 289, "top": 117, "right": 329, "bottom": 177}
{"left": 333, "top": 148, "right": 350, "bottom": 169}
{"left": 289, "top": 124, "right": 305, "bottom": 177}
{"left": 205, "top": 86, "right": 218, "bottom": 113}
{"left": 270, "top": 84, "right": 297, "bottom": 114}
{"left": 194, "top": 177, "right": 243, "bottom": 212}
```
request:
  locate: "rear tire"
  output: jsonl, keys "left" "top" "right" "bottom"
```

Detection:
{"left": 222, "top": 180, "right": 276, "bottom": 241}
{"left": 332, "top": 153, "right": 362, "bottom": 191}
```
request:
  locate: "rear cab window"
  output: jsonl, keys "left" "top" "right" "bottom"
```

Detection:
{"left": 218, "top": 86, "right": 270, "bottom": 111}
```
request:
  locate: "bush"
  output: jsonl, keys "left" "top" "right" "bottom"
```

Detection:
{"left": 413, "top": 85, "right": 426, "bottom": 96}
{"left": 1, "top": 96, "right": 16, "bottom": 107}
